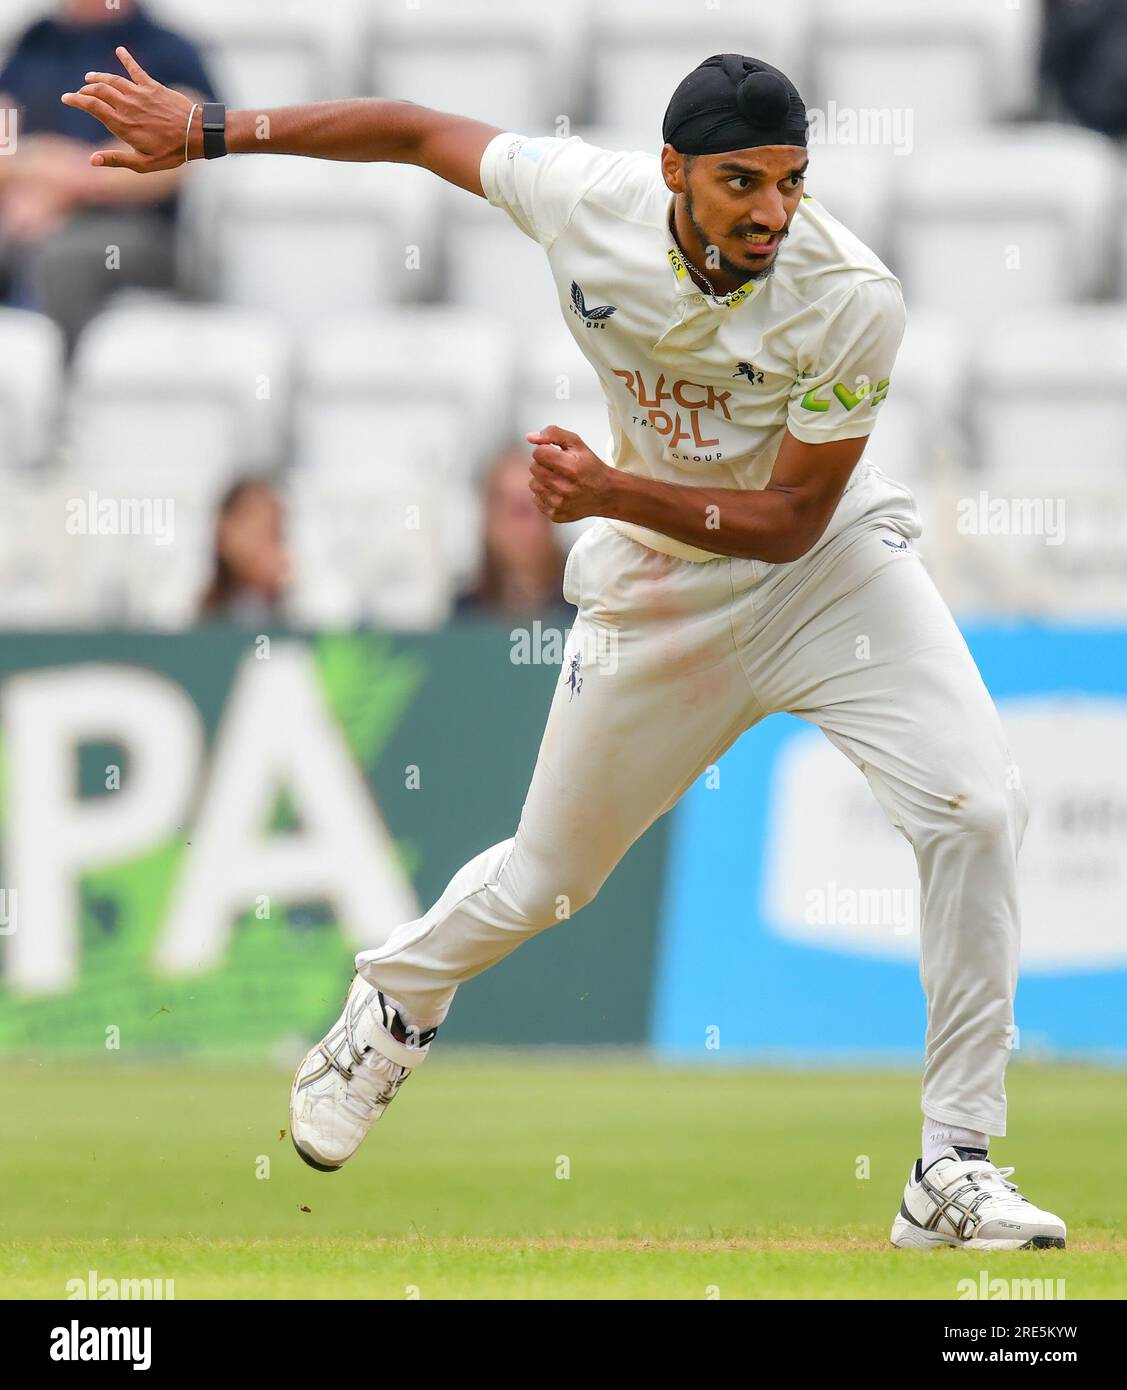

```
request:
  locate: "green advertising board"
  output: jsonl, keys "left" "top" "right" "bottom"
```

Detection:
{"left": 0, "top": 626, "right": 668, "bottom": 1053}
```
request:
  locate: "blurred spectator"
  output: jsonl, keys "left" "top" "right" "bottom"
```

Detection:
{"left": 0, "top": 0, "right": 217, "bottom": 352}
{"left": 456, "top": 447, "right": 573, "bottom": 619}
{"left": 1041, "top": 0, "right": 1127, "bottom": 138}
{"left": 200, "top": 479, "right": 291, "bottom": 626}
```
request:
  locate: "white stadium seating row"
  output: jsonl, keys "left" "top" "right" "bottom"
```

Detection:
{"left": 1, "top": 443, "right": 1122, "bottom": 630}
{"left": 1, "top": 295, "right": 1125, "bottom": 628}
{"left": 2, "top": 0, "right": 1046, "bottom": 140}
{"left": 0, "top": 461, "right": 460, "bottom": 631}
{"left": 167, "top": 124, "right": 1127, "bottom": 333}
{"left": 4, "top": 295, "right": 1126, "bottom": 490}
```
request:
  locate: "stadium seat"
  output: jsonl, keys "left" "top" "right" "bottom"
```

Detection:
{"left": 937, "top": 466, "right": 1127, "bottom": 623}
{"left": 801, "top": 145, "right": 898, "bottom": 264}
{"left": 0, "top": 464, "right": 216, "bottom": 629}
{"left": 588, "top": 0, "right": 813, "bottom": 145}
{"left": 365, "top": 0, "right": 587, "bottom": 134}
{"left": 440, "top": 176, "right": 566, "bottom": 338}
{"left": 893, "top": 125, "right": 1120, "bottom": 318}
{"left": 972, "top": 307, "right": 1127, "bottom": 486}
{"left": 946, "top": 306, "right": 1127, "bottom": 618}
{"left": 65, "top": 299, "right": 292, "bottom": 492}
{"left": 810, "top": 0, "right": 1042, "bottom": 150}
{"left": 514, "top": 317, "right": 613, "bottom": 460}
{"left": 294, "top": 306, "right": 514, "bottom": 477}
{"left": 287, "top": 463, "right": 454, "bottom": 630}
{"left": 52, "top": 464, "right": 218, "bottom": 628}
{"left": 0, "top": 309, "right": 64, "bottom": 471}
{"left": 0, "top": 472, "right": 69, "bottom": 626}
{"left": 861, "top": 308, "right": 970, "bottom": 525}
{"left": 180, "top": 154, "right": 442, "bottom": 324}
{"left": 293, "top": 307, "right": 512, "bottom": 587}
{"left": 145, "top": 0, "right": 365, "bottom": 107}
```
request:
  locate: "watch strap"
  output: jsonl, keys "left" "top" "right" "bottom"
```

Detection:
{"left": 202, "top": 102, "right": 227, "bottom": 160}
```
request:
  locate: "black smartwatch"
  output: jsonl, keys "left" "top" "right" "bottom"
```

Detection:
{"left": 202, "top": 103, "right": 227, "bottom": 160}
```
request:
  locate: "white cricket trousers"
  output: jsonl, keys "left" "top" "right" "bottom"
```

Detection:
{"left": 357, "top": 469, "right": 1028, "bottom": 1136}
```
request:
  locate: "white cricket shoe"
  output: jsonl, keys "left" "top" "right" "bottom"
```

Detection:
{"left": 890, "top": 1147, "right": 1066, "bottom": 1250}
{"left": 290, "top": 975, "right": 436, "bottom": 1172}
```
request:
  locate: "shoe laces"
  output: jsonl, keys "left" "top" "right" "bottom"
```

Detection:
{"left": 947, "top": 1159, "right": 1029, "bottom": 1211}
{"left": 324, "top": 989, "right": 412, "bottom": 1120}
{"left": 340, "top": 1055, "right": 409, "bottom": 1120}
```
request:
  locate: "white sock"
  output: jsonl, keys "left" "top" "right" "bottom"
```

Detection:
{"left": 922, "top": 1118, "right": 989, "bottom": 1170}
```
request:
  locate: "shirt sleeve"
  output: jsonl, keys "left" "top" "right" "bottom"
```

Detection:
{"left": 787, "top": 276, "right": 906, "bottom": 446}
{"left": 478, "top": 131, "right": 624, "bottom": 250}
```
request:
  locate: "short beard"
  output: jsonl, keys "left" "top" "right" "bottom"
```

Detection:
{"left": 684, "top": 183, "right": 779, "bottom": 285}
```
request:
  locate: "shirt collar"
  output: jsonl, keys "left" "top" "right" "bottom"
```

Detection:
{"left": 663, "top": 199, "right": 765, "bottom": 311}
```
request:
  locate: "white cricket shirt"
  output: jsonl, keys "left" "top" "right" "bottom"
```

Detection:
{"left": 479, "top": 131, "right": 910, "bottom": 561}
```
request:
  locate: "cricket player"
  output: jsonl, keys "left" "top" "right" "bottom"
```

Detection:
{"left": 65, "top": 48, "right": 1065, "bottom": 1249}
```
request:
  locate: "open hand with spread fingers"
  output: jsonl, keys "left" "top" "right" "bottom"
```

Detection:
{"left": 526, "top": 426, "right": 618, "bottom": 524}
{"left": 60, "top": 44, "right": 199, "bottom": 171}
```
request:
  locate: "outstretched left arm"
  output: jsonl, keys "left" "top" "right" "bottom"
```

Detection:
{"left": 526, "top": 425, "right": 868, "bottom": 563}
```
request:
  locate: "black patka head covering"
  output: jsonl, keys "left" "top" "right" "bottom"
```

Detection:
{"left": 663, "top": 53, "right": 808, "bottom": 154}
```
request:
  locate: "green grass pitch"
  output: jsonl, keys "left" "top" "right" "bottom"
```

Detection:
{"left": 1, "top": 1057, "right": 1123, "bottom": 1299}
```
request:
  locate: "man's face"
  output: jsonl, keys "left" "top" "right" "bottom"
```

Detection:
{"left": 664, "top": 144, "right": 809, "bottom": 283}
